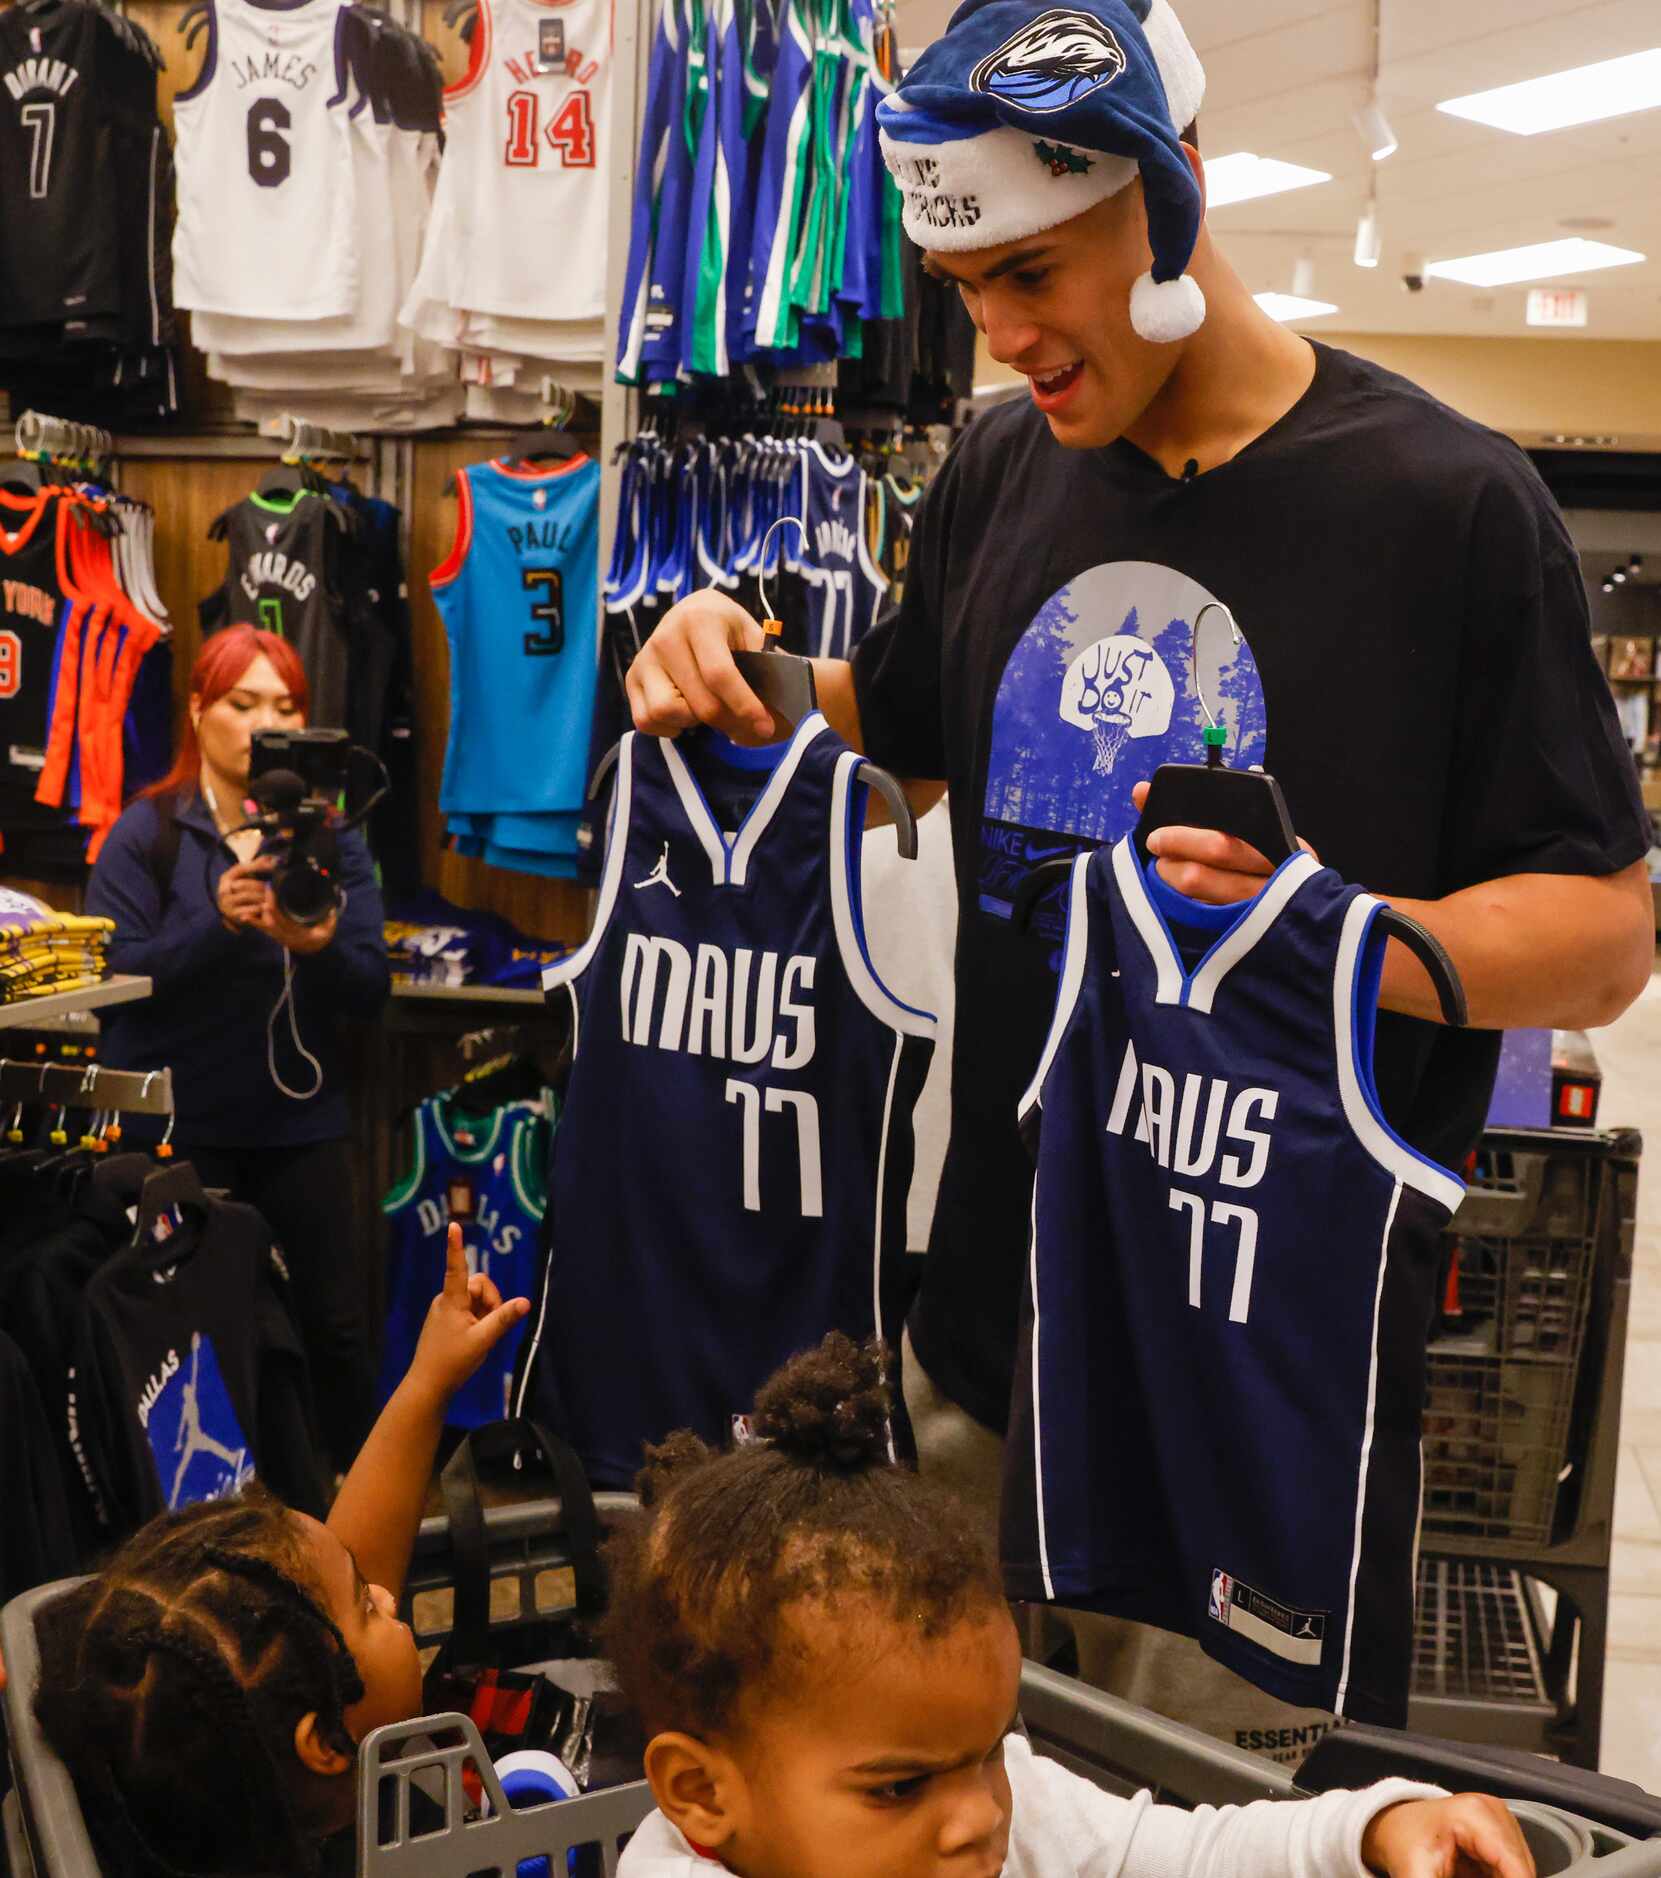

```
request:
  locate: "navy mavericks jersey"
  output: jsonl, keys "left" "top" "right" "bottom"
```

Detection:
{"left": 796, "top": 443, "right": 888, "bottom": 660}
{"left": 1001, "top": 840, "right": 1464, "bottom": 1726}
{"left": 379, "top": 1093, "right": 550, "bottom": 1428}
{"left": 515, "top": 712, "right": 935, "bottom": 1487}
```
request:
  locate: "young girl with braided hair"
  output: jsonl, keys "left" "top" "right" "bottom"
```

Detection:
{"left": 31, "top": 1224, "right": 528, "bottom": 1878}
{"left": 604, "top": 1334, "right": 1536, "bottom": 1878}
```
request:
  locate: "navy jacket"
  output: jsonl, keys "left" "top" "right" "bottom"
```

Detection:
{"left": 86, "top": 793, "right": 389, "bottom": 1148}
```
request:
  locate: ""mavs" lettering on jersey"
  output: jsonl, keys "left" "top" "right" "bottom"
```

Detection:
{"left": 619, "top": 936, "right": 816, "bottom": 1066}
{"left": 1104, "top": 1037, "right": 1277, "bottom": 1187}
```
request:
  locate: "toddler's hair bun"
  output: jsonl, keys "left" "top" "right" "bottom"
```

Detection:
{"left": 751, "top": 1333, "right": 891, "bottom": 1470}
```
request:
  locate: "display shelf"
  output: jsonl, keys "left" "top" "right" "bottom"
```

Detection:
{"left": 390, "top": 982, "right": 544, "bottom": 1007}
{"left": 0, "top": 975, "right": 150, "bottom": 1031}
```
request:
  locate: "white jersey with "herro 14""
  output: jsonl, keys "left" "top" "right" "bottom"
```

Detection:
{"left": 425, "top": 0, "right": 610, "bottom": 322}
{"left": 172, "top": 0, "right": 358, "bottom": 320}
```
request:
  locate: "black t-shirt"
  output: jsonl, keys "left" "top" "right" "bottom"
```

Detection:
{"left": 852, "top": 340, "right": 1650, "bottom": 1432}
{"left": 74, "top": 1194, "right": 329, "bottom": 1530}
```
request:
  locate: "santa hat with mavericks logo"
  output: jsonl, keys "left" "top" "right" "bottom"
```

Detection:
{"left": 876, "top": 0, "right": 1207, "bottom": 342}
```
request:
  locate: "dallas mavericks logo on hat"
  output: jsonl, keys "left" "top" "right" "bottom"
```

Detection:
{"left": 970, "top": 9, "right": 1127, "bottom": 115}
{"left": 878, "top": 0, "right": 1209, "bottom": 342}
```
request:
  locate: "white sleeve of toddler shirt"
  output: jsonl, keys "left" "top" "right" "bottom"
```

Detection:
{"left": 1000, "top": 1732, "right": 1447, "bottom": 1878}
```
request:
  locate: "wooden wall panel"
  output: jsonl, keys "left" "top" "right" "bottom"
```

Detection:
{"left": 405, "top": 434, "right": 601, "bottom": 942}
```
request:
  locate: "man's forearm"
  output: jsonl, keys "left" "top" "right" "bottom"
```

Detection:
{"left": 811, "top": 655, "right": 947, "bottom": 823}
{"left": 810, "top": 656, "right": 863, "bottom": 749}
{"left": 1378, "top": 861, "right": 1653, "bottom": 1030}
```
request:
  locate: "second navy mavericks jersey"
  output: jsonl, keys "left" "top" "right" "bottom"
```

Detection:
{"left": 515, "top": 712, "right": 935, "bottom": 1487}
{"left": 379, "top": 1092, "right": 550, "bottom": 1429}
{"left": 1002, "top": 840, "right": 1465, "bottom": 1726}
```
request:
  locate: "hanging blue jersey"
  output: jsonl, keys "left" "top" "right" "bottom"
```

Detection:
{"left": 431, "top": 456, "right": 601, "bottom": 832}
{"left": 379, "top": 1094, "right": 551, "bottom": 1429}
{"left": 798, "top": 442, "right": 887, "bottom": 658}
{"left": 514, "top": 713, "right": 935, "bottom": 1487}
{"left": 616, "top": 0, "right": 687, "bottom": 383}
{"left": 743, "top": 0, "right": 813, "bottom": 352}
{"left": 1002, "top": 840, "right": 1465, "bottom": 1727}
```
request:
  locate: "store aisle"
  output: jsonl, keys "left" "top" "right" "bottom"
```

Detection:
{"left": 1588, "top": 959, "right": 1661, "bottom": 1782}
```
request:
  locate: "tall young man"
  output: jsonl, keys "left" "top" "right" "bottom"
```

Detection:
{"left": 622, "top": 0, "right": 1653, "bottom": 1757}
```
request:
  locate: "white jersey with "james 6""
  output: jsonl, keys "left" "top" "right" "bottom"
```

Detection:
{"left": 172, "top": 0, "right": 358, "bottom": 320}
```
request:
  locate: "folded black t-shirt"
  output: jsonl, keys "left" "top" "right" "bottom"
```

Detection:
{"left": 853, "top": 339, "right": 1649, "bottom": 1430}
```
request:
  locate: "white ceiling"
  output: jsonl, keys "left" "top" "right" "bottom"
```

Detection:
{"left": 895, "top": 0, "right": 1661, "bottom": 339}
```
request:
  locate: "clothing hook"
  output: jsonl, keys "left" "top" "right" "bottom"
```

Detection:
{"left": 757, "top": 515, "right": 807, "bottom": 630}
{"left": 1189, "top": 600, "right": 1243, "bottom": 734}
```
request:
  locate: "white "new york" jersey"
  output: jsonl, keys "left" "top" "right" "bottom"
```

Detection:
{"left": 423, "top": 0, "right": 610, "bottom": 322}
{"left": 172, "top": 0, "right": 358, "bottom": 320}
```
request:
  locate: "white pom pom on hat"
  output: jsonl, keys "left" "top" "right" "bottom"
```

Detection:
{"left": 1130, "top": 269, "right": 1205, "bottom": 343}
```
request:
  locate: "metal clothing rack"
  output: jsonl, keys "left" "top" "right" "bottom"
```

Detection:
{"left": 268, "top": 414, "right": 369, "bottom": 464}
{"left": 12, "top": 411, "right": 114, "bottom": 470}
{"left": 0, "top": 1058, "right": 173, "bottom": 1115}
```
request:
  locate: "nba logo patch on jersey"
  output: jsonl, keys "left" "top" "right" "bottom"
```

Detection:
{"left": 1210, "top": 1568, "right": 1327, "bottom": 1667}
{"left": 731, "top": 1414, "right": 755, "bottom": 1445}
{"left": 141, "top": 1332, "right": 256, "bottom": 1511}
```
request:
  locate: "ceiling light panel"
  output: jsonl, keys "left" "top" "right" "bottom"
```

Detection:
{"left": 1254, "top": 293, "right": 1339, "bottom": 322}
{"left": 1205, "top": 153, "right": 1332, "bottom": 208}
{"left": 1438, "top": 48, "right": 1661, "bottom": 137}
{"left": 1424, "top": 238, "right": 1644, "bottom": 288}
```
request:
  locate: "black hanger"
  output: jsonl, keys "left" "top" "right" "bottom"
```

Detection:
{"left": 132, "top": 1159, "right": 210, "bottom": 1253}
{"left": 91, "top": 1151, "right": 160, "bottom": 1207}
{"left": 0, "top": 458, "right": 47, "bottom": 496}
{"left": 1013, "top": 602, "right": 1466, "bottom": 1025}
{"left": 587, "top": 649, "right": 917, "bottom": 858}
{"left": 1014, "top": 844, "right": 1466, "bottom": 1026}
{"left": 255, "top": 460, "right": 311, "bottom": 500}
{"left": 449, "top": 1053, "right": 546, "bottom": 1117}
{"left": 498, "top": 423, "right": 583, "bottom": 465}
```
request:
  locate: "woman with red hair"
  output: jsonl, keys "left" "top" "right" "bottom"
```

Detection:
{"left": 87, "top": 626, "right": 389, "bottom": 1471}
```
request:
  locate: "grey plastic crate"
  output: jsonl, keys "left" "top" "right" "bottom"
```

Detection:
{"left": 1422, "top": 1143, "right": 1611, "bottom": 1544}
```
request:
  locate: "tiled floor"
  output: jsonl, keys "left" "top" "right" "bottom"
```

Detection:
{"left": 1584, "top": 964, "right": 1661, "bottom": 1784}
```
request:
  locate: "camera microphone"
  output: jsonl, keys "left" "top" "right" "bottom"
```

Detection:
{"left": 245, "top": 768, "right": 308, "bottom": 819}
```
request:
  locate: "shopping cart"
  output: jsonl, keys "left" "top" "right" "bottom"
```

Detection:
{"left": 1415, "top": 1125, "right": 1642, "bottom": 1765}
{"left": 7, "top": 1499, "right": 1661, "bottom": 1877}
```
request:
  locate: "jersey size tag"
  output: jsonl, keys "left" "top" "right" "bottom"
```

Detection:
{"left": 448, "top": 1177, "right": 477, "bottom": 1220}
{"left": 1209, "top": 1569, "right": 1326, "bottom": 1665}
{"left": 535, "top": 19, "right": 565, "bottom": 70}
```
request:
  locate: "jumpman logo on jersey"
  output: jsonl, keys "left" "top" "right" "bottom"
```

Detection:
{"left": 169, "top": 1332, "right": 249, "bottom": 1509}
{"left": 633, "top": 843, "right": 681, "bottom": 897}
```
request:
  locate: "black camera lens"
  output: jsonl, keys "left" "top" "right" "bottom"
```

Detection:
{"left": 274, "top": 860, "right": 342, "bottom": 927}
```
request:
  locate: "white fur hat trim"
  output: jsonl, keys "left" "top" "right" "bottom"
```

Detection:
{"left": 883, "top": 118, "right": 1138, "bottom": 253}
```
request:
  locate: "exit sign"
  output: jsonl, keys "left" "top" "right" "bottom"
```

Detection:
{"left": 1527, "top": 288, "right": 1588, "bottom": 328}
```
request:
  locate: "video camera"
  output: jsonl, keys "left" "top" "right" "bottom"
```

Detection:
{"left": 243, "top": 730, "right": 388, "bottom": 927}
